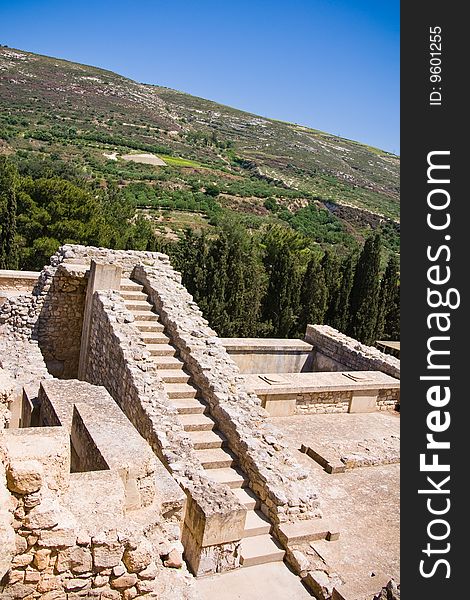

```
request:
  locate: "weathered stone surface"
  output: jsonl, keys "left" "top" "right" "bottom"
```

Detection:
{"left": 305, "top": 325, "right": 400, "bottom": 381}
{"left": 11, "top": 553, "right": 34, "bottom": 567}
{"left": 92, "top": 542, "right": 124, "bottom": 569}
{"left": 69, "top": 546, "right": 93, "bottom": 574}
{"left": 122, "top": 540, "right": 153, "bottom": 573}
{"left": 1, "top": 582, "right": 37, "bottom": 599}
{"left": 64, "top": 577, "right": 90, "bottom": 592}
{"left": 23, "top": 497, "right": 61, "bottom": 530}
{"left": 137, "top": 561, "right": 158, "bottom": 580}
{"left": 37, "top": 573, "right": 61, "bottom": 593}
{"left": 33, "top": 548, "right": 51, "bottom": 570}
{"left": 164, "top": 548, "right": 183, "bottom": 569}
{"left": 39, "top": 592, "right": 67, "bottom": 600}
{"left": 110, "top": 573, "right": 138, "bottom": 590}
{"left": 6, "top": 460, "right": 43, "bottom": 495}
{"left": 374, "top": 579, "right": 401, "bottom": 600}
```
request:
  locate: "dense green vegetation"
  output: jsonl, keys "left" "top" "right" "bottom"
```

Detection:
{"left": 0, "top": 154, "right": 399, "bottom": 343}
{"left": 166, "top": 223, "right": 399, "bottom": 343}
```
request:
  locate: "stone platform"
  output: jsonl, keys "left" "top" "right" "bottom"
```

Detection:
{"left": 243, "top": 371, "right": 400, "bottom": 416}
{"left": 269, "top": 411, "right": 400, "bottom": 593}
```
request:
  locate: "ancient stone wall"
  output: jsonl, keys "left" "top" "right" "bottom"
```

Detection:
{"left": 0, "top": 464, "right": 190, "bottom": 599}
{"left": 0, "top": 245, "right": 172, "bottom": 379}
{"left": 134, "top": 264, "right": 320, "bottom": 526}
{"left": 306, "top": 325, "right": 400, "bottom": 380}
{"left": 0, "top": 406, "right": 192, "bottom": 599}
{"left": 0, "top": 337, "right": 51, "bottom": 429}
{"left": 295, "top": 391, "right": 351, "bottom": 414}
{"left": 377, "top": 389, "right": 400, "bottom": 411}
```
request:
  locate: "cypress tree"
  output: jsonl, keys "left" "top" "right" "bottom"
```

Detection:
{"left": 298, "top": 255, "right": 327, "bottom": 333}
{"left": 261, "top": 228, "right": 303, "bottom": 338}
{"left": 375, "top": 255, "right": 400, "bottom": 341}
{"left": 321, "top": 249, "right": 341, "bottom": 324}
{"left": 330, "top": 252, "right": 356, "bottom": 333}
{"left": 0, "top": 156, "right": 19, "bottom": 269}
{"left": 384, "top": 280, "right": 400, "bottom": 340}
{"left": 347, "top": 233, "right": 382, "bottom": 345}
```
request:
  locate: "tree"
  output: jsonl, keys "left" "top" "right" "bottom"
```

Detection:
{"left": 298, "top": 255, "right": 327, "bottom": 333}
{"left": 347, "top": 233, "right": 382, "bottom": 345}
{"left": 0, "top": 156, "right": 19, "bottom": 269}
{"left": 261, "top": 227, "right": 305, "bottom": 337}
{"left": 330, "top": 252, "right": 356, "bottom": 333}
{"left": 321, "top": 249, "right": 341, "bottom": 324}
{"left": 375, "top": 255, "right": 400, "bottom": 341}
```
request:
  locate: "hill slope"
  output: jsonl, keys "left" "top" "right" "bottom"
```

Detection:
{"left": 0, "top": 46, "right": 399, "bottom": 248}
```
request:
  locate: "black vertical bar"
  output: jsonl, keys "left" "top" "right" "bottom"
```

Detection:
{"left": 401, "top": 3, "right": 466, "bottom": 597}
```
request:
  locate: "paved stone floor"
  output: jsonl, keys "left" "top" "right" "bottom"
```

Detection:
{"left": 269, "top": 411, "right": 400, "bottom": 588}
{"left": 274, "top": 411, "right": 400, "bottom": 469}
{"left": 194, "top": 561, "right": 313, "bottom": 600}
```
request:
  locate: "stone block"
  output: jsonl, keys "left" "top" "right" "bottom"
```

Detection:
{"left": 262, "top": 397, "right": 297, "bottom": 417}
{"left": 6, "top": 460, "right": 43, "bottom": 495}
{"left": 122, "top": 540, "right": 153, "bottom": 573}
{"left": 92, "top": 542, "right": 124, "bottom": 570}
{"left": 2, "top": 427, "right": 70, "bottom": 492}
{"left": 184, "top": 493, "right": 246, "bottom": 548}
{"left": 348, "top": 391, "right": 377, "bottom": 413}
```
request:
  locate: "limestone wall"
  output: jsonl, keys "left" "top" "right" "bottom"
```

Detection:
{"left": 0, "top": 404, "right": 193, "bottom": 599}
{"left": 306, "top": 325, "right": 400, "bottom": 380}
{"left": 220, "top": 338, "right": 314, "bottom": 374}
{"left": 0, "top": 270, "right": 40, "bottom": 292}
{"left": 295, "top": 390, "right": 351, "bottom": 414}
{"left": 134, "top": 264, "right": 320, "bottom": 526}
{"left": 0, "top": 337, "right": 51, "bottom": 429}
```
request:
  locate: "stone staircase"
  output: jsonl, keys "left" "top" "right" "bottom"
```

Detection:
{"left": 120, "top": 279, "right": 285, "bottom": 568}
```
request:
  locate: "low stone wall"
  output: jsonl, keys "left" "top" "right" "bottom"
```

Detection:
{"left": 134, "top": 264, "right": 320, "bottom": 527}
{"left": 0, "top": 270, "right": 40, "bottom": 293}
{"left": 0, "top": 417, "right": 194, "bottom": 599}
{"left": 305, "top": 325, "right": 400, "bottom": 380}
{"left": 220, "top": 338, "right": 314, "bottom": 374}
{"left": 295, "top": 391, "right": 351, "bottom": 414}
{"left": 0, "top": 337, "right": 51, "bottom": 429}
{"left": 82, "top": 290, "right": 246, "bottom": 575}
{"left": 377, "top": 389, "right": 400, "bottom": 411}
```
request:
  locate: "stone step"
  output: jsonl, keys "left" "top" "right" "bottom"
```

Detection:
{"left": 239, "top": 534, "right": 285, "bottom": 567}
{"left": 331, "top": 571, "right": 390, "bottom": 600}
{"left": 179, "top": 413, "right": 215, "bottom": 432}
{"left": 195, "top": 447, "right": 236, "bottom": 469}
{"left": 243, "top": 510, "right": 272, "bottom": 537}
{"left": 232, "top": 487, "right": 259, "bottom": 510}
{"left": 205, "top": 467, "right": 247, "bottom": 489}
{"left": 141, "top": 332, "right": 169, "bottom": 344}
{"left": 173, "top": 398, "right": 206, "bottom": 415}
{"left": 132, "top": 311, "right": 160, "bottom": 322}
{"left": 158, "top": 369, "right": 190, "bottom": 383}
{"left": 165, "top": 383, "right": 198, "bottom": 399}
{"left": 124, "top": 300, "right": 154, "bottom": 311}
{"left": 120, "top": 290, "right": 148, "bottom": 301}
{"left": 187, "top": 429, "right": 227, "bottom": 450}
{"left": 147, "top": 344, "right": 176, "bottom": 357}
{"left": 135, "top": 321, "right": 164, "bottom": 332}
{"left": 277, "top": 518, "right": 340, "bottom": 545}
{"left": 151, "top": 356, "right": 184, "bottom": 369}
{"left": 120, "top": 280, "right": 144, "bottom": 292}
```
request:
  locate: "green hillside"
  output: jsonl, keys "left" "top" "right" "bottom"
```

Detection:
{"left": 0, "top": 46, "right": 399, "bottom": 254}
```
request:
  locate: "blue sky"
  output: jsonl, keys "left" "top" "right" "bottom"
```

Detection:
{"left": 0, "top": 0, "right": 399, "bottom": 153}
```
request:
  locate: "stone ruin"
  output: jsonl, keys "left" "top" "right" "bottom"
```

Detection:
{"left": 0, "top": 245, "right": 400, "bottom": 600}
